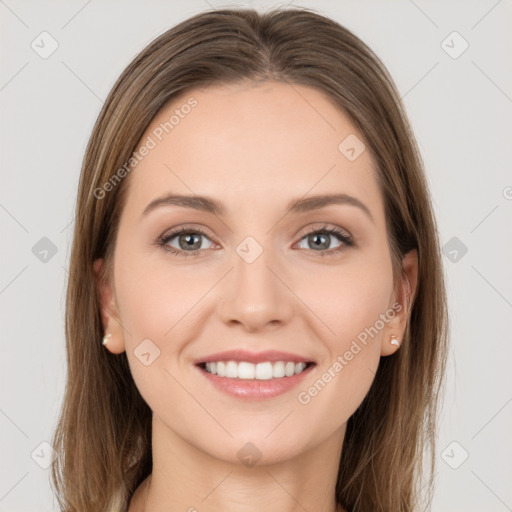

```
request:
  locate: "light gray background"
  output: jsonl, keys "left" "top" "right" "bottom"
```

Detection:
{"left": 1, "top": 1, "right": 511, "bottom": 511}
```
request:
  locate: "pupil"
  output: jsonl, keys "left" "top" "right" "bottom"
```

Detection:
{"left": 180, "top": 233, "right": 200, "bottom": 250}
{"left": 310, "top": 233, "right": 328, "bottom": 250}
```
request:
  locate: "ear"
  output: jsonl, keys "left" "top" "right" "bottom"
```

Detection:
{"left": 93, "top": 258, "right": 126, "bottom": 354}
{"left": 381, "top": 249, "right": 418, "bottom": 356}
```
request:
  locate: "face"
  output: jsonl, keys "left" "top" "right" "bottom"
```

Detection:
{"left": 95, "top": 81, "right": 416, "bottom": 465}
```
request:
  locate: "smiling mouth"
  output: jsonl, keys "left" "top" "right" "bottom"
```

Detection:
{"left": 197, "top": 361, "right": 316, "bottom": 380}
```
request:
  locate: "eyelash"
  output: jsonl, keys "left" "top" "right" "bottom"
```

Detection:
{"left": 156, "top": 224, "right": 354, "bottom": 258}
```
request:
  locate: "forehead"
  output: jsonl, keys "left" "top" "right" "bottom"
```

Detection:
{"left": 123, "top": 81, "right": 383, "bottom": 221}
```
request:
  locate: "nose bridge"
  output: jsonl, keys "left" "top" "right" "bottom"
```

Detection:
{"left": 217, "top": 232, "right": 294, "bottom": 329}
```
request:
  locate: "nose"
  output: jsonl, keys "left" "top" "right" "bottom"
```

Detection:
{"left": 217, "top": 242, "right": 294, "bottom": 333}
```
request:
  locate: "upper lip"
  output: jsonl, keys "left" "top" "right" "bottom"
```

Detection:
{"left": 194, "top": 349, "right": 315, "bottom": 365}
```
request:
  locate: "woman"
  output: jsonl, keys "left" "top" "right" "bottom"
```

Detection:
{"left": 51, "top": 7, "right": 449, "bottom": 512}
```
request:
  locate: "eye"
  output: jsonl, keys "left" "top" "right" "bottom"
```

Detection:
{"left": 295, "top": 225, "right": 354, "bottom": 256}
{"left": 157, "top": 227, "right": 215, "bottom": 257}
{"left": 157, "top": 224, "right": 354, "bottom": 258}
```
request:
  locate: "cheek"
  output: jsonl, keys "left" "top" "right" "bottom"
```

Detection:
{"left": 114, "top": 244, "right": 209, "bottom": 338}
{"left": 298, "top": 250, "right": 394, "bottom": 345}
{"left": 113, "top": 256, "right": 206, "bottom": 410}
{"left": 294, "top": 261, "right": 394, "bottom": 433}
{"left": 113, "top": 251, "right": 220, "bottom": 397}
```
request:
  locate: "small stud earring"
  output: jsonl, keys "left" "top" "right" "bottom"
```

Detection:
{"left": 102, "top": 333, "right": 112, "bottom": 346}
{"left": 390, "top": 335, "right": 400, "bottom": 347}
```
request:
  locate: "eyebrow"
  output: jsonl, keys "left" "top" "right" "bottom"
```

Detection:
{"left": 142, "top": 192, "right": 374, "bottom": 223}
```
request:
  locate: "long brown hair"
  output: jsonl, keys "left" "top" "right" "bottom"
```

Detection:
{"left": 50, "top": 7, "right": 449, "bottom": 511}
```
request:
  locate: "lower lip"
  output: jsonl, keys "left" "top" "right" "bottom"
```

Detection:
{"left": 196, "top": 364, "right": 315, "bottom": 400}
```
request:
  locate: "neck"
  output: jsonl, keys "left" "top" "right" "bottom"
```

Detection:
{"left": 131, "top": 414, "right": 347, "bottom": 512}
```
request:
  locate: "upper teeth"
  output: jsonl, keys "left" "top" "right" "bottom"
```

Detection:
{"left": 204, "top": 361, "right": 308, "bottom": 380}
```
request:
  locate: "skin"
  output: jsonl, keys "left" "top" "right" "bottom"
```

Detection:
{"left": 94, "top": 80, "right": 418, "bottom": 512}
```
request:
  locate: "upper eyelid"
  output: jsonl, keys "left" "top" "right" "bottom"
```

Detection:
{"left": 296, "top": 223, "right": 351, "bottom": 239}
{"left": 160, "top": 225, "right": 216, "bottom": 244}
